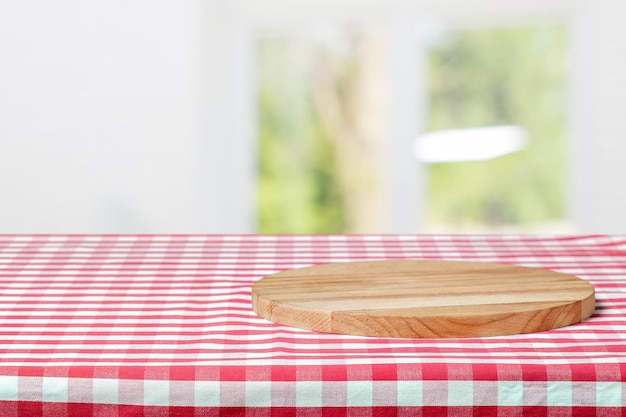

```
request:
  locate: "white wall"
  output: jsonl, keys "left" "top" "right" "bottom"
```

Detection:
{"left": 568, "top": 0, "right": 626, "bottom": 233}
{"left": 0, "top": 0, "right": 254, "bottom": 233}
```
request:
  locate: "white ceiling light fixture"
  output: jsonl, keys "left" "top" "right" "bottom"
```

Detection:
{"left": 413, "top": 125, "right": 527, "bottom": 163}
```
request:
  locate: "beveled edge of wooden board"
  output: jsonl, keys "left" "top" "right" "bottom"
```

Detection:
{"left": 251, "top": 259, "right": 596, "bottom": 339}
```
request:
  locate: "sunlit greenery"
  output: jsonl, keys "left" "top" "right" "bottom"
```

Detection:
{"left": 257, "top": 25, "right": 567, "bottom": 233}
{"left": 257, "top": 40, "right": 345, "bottom": 233}
{"left": 427, "top": 26, "right": 567, "bottom": 228}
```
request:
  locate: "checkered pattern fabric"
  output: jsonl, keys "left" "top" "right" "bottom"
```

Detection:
{"left": 0, "top": 235, "right": 624, "bottom": 416}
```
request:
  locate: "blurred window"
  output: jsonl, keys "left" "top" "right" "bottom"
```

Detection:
{"left": 256, "top": 23, "right": 568, "bottom": 233}
{"left": 425, "top": 25, "right": 568, "bottom": 232}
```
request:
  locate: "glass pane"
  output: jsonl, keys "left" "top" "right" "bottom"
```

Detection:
{"left": 425, "top": 25, "right": 569, "bottom": 232}
{"left": 257, "top": 23, "right": 569, "bottom": 234}
{"left": 257, "top": 27, "right": 385, "bottom": 234}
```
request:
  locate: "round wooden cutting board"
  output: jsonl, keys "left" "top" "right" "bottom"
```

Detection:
{"left": 251, "top": 260, "right": 595, "bottom": 338}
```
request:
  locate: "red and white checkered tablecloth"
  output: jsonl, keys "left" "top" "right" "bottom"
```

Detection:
{"left": 0, "top": 234, "right": 625, "bottom": 416}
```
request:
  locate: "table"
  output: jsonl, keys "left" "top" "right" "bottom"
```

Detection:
{"left": 0, "top": 234, "right": 624, "bottom": 416}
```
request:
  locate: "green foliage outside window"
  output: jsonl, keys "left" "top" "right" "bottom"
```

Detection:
{"left": 257, "top": 40, "right": 345, "bottom": 233}
{"left": 257, "top": 25, "right": 567, "bottom": 233}
{"left": 427, "top": 26, "right": 567, "bottom": 228}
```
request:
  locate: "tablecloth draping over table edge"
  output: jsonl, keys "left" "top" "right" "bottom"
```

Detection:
{"left": 0, "top": 234, "right": 624, "bottom": 417}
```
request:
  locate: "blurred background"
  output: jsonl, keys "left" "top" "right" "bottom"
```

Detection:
{"left": 1, "top": 0, "right": 625, "bottom": 234}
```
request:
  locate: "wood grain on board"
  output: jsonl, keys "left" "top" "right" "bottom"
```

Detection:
{"left": 251, "top": 260, "right": 595, "bottom": 338}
